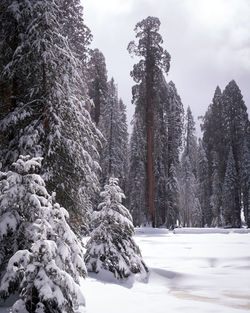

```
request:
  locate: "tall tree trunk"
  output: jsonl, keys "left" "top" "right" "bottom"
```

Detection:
{"left": 146, "top": 60, "right": 155, "bottom": 227}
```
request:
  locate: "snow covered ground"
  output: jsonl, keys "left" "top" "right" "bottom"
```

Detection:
{"left": 1, "top": 228, "right": 250, "bottom": 313}
{"left": 82, "top": 228, "right": 250, "bottom": 313}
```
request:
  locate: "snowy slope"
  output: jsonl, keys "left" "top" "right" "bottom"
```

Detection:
{"left": 1, "top": 228, "right": 250, "bottom": 313}
{"left": 81, "top": 228, "right": 250, "bottom": 313}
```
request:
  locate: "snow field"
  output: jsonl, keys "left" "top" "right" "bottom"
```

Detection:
{"left": 1, "top": 228, "right": 250, "bottom": 313}
{"left": 81, "top": 228, "right": 250, "bottom": 313}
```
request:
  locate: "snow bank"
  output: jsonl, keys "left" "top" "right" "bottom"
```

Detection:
{"left": 173, "top": 227, "right": 250, "bottom": 234}
{"left": 135, "top": 227, "right": 169, "bottom": 235}
{"left": 80, "top": 229, "right": 250, "bottom": 313}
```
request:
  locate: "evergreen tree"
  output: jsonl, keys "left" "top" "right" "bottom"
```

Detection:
{"left": 202, "top": 81, "right": 249, "bottom": 228}
{"left": 117, "top": 98, "right": 129, "bottom": 192}
{"left": 0, "top": 0, "right": 101, "bottom": 232}
{"left": 164, "top": 81, "right": 184, "bottom": 228}
{"left": 210, "top": 167, "right": 222, "bottom": 227}
{"left": 128, "top": 16, "right": 171, "bottom": 226}
{"left": 222, "top": 147, "right": 240, "bottom": 227}
{"left": 197, "top": 139, "right": 211, "bottom": 226}
{"left": 127, "top": 115, "right": 147, "bottom": 226}
{"left": 153, "top": 79, "right": 184, "bottom": 228}
{"left": 167, "top": 81, "right": 184, "bottom": 169}
{"left": 87, "top": 48, "right": 109, "bottom": 126}
{"left": 84, "top": 177, "right": 148, "bottom": 279}
{"left": 201, "top": 87, "right": 225, "bottom": 226}
{"left": 166, "top": 163, "right": 179, "bottom": 229}
{"left": 99, "top": 79, "right": 128, "bottom": 191}
{"left": 222, "top": 80, "right": 248, "bottom": 226}
{"left": 179, "top": 107, "right": 201, "bottom": 227}
{"left": 241, "top": 123, "right": 250, "bottom": 227}
{"left": 0, "top": 156, "right": 86, "bottom": 312}
{"left": 60, "top": 0, "right": 92, "bottom": 64}
{"left": 154, "top": 75, "right": 169, "bottom": 226}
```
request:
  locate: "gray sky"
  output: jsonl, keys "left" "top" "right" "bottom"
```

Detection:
{"left": 83, "top": 0, "right": 250, "bottom": 136}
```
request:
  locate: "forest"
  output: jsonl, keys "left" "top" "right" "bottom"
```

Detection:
{"left": 0, "top": 0, "right": 249, "bottom": 312}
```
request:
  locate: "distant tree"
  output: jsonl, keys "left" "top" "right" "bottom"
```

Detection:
{"left": 153, "top": 79, "right": 184, "bottom": 228}
{"left": 127, "top": 115, "right": 147, "bottom": 226}
{"left": 222, "top": 80, "right": 248, "bottom": 226}
{"left": 85, "top": 177, "right": 148, "bottom": 279}
{"left": 128, "top": 16, "right": 171, "bottom": 226}
{"left": 117, "top": 98, "right": 129, "bottom": 192}
{"left": 154, "top": 75, "right": 169, "bottom": 226}
{"left": 179, "top": 107, "right": 201, "bottom": 227}
{"left": 167, "top": 81, "right": 184, "bottom": 169}
{"left": 210, "top": 167, "right": 222, "bottom": 227}
{"left": 87, "top": 48, "right": 109, "bottom": 125}
{"left": 99, "top": 79, "right": 128, "bottom": 191}
{"left": 202, "top": 81, "right": 249, "bottom": 228}
{"left": 0, "top": 156, "right": 86, "bottom": 313}
{"left": 202, "top": 86, "right": 225, "bottom": 190}
{"left": 241, "top": 123, "right": 250, "bottom": 227}
{"left": 166, "top": 163, "right": 179, "bottom": 229}
{"left": 222, "top": 147, "right": 240, "bottom": 227}
{"left": 197, "top": 139, "right": 211, "bottom": 226}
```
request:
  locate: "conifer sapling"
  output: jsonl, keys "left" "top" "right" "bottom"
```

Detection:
{"left": 85, "top": 177, "right": 148, "bottom": 279}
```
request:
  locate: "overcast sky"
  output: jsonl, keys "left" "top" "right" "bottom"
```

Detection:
{"left": 83, "top": 0, "right": 250, "bottom": 136}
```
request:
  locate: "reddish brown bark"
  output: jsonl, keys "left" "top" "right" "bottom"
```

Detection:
{"left": 145, "top": 40, "right": 155, "bottom": 226}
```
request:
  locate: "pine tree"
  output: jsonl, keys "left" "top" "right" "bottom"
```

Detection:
{"left": 179, "top": 107, "right": 201, "bottom": 227}
{"left": 60, "top": 0, "right": 92, "bottom": 64}
{"left": 84, "top": 177, "right": 148, "bottom": 279}
{"left": 197, "top": 139, "right": 211, "bottom": 226}
{"left": 166, "top": 163, "right": 179, "bottom": 229}
{"left": 201, "top": 82, "right": 250, "bottom": 228}
{"left": 241, "top": 123, "right": 250, "bottom": 227}
{"left": 117, "top": 98, "right": 129, "bottom": 192}
{"left": 154, "top": 75, "right": 169, "bottom": 226}
{"left": 128, "top": 115, "right": 147, "bottom": 226}
{"left": 0, "top": 0, "right": 101, "bottom": 232}
{"left": 222, "top": 147, "right": 240, "bottom": 227}
{"left": 164, "top": 81, "right": 184, "bottom": 228}
{"left": 0, "top": 156, "right": 86, "bottom": 312}
{"left": 128, "top": 16, "right": 171, "bottom": 226}
{"left": 99, "top": 78, "right": 128, "bottom": 191}
{"left": 87, "top": 48, "right": 109, "bottom": 126}
{"left": 222, "top": 80, "right": 248, "bottom": 227}
{"left": 167, "top": 81, "right": 184, "bottom": 169}
{"left": 210, "top": 167, "right": 222, "bottom": 227}
{"left": 202, "top": 86, "right": 225, "bottom": 182}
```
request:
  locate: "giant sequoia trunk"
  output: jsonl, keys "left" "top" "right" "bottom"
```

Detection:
{"left": 146, "top": 44, "right": 155, "bottom": 227}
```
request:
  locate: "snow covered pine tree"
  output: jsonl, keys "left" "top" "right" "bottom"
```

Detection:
{"left": 85, "top": 178, "right": 148, "bottom": 279}
{"left": 0, "top": 156, "right": 86, "bottom": 313}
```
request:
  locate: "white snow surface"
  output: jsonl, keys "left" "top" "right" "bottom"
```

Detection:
{"left": 81, "top": 227, "right": 250, "bottom": 313}
{"left": 1, "top": 227, "right": 250, "bottom": 313}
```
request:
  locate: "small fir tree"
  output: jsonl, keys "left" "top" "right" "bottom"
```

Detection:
{"left": 0, "top": 156, "right": 86, "bottom": 313}
{"left": 85, "top": 177, "right": 148, "bottom": 279}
